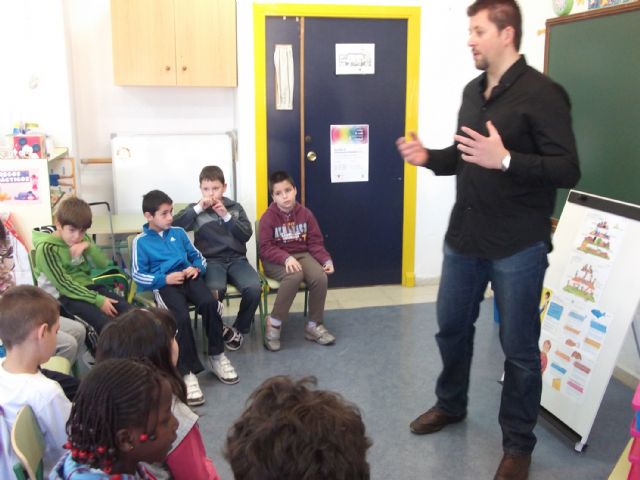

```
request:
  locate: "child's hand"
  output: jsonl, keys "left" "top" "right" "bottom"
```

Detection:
{"left": 285, "top": 256, "right": 302, "bottom": 273}
{"left": 166, "top": 271, "right": 185, "bottom": 285}
{"left": 323, "top": 262, "right": 335, "bottom": 274}
{"left": 198, "top": 196, "right": 214, "bottom": 210}
{"left": 100, "top": 297, "right": 119, "bottom": 317}
{"left": 211, "top": 199, "right": 228, "bottom": 218}
{"left": 69, "top": 241, "right": 90, "bottom": 258}
{"left": 183, "top": 266, "right": 199, "bottom": 279}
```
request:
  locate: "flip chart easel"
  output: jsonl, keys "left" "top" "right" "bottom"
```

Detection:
{"left": 540, "top": 191, "right": 640, "bottom": 452}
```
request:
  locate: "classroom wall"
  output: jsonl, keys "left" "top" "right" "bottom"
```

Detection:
{"left": 0, "top": 0, "right": 76, "bottom": 154}
{"left": 3, "top": 0, "right": 638, "bottom": 382}
{"left": 50, "top": 0, "right": 557, "bottom": 281}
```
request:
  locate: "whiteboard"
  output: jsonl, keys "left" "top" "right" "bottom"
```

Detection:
{"left": 111, "top": 133, "right": 234, "bottom": 214}
{"left": 540, "top": 190, "right": 640, "bottom": 449}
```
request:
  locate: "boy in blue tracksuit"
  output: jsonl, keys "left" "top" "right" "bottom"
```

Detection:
{"left": 132, "top": 190, "right": 239, "bottom": 406}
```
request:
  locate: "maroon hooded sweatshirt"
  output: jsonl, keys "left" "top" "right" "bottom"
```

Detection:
{"left": 258, "top": 202, "right": 332, "bottom": 267}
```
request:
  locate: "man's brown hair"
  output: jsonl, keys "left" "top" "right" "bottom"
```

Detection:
{"left": 55, "top": 196, "right": 93, "bottom": 230}
{"left": 0, "top": 285, "right": 59, "bottom": 349}
{"left": 199, "top": 165, "right": 225, "bottom": 185}
{"left": 225, "top": 376, "right": 372, "bottom": 480}
{"left": 468, "top": 0, "right": 522, "bottom": 51}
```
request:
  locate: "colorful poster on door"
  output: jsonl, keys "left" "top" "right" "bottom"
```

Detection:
{"left": 330, "top": 124, "right": 369, "bottom": 183}
{"left": 0, "top": 167, "right": 43, "bottom": 204}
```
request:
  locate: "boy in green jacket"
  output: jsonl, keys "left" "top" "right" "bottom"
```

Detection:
{"left": 32, "top": 197, "right": 130, "bottom": 333}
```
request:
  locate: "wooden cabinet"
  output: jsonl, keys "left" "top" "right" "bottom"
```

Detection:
{"left": 111, "top": 0, "right": 237, "bottom": 87}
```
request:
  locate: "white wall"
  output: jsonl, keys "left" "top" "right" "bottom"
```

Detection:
{"left": 57, "top": 0, "right": 558, "bottom": 280}
{"left": 0, "top": 0, "right": 75, "bottom": 153}
{"left": 4, "top": 0, "right": 638, "bottom": 379}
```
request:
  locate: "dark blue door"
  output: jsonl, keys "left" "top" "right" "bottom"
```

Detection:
{"left": 266, "top": 17, "right": 407, "bottom": 287}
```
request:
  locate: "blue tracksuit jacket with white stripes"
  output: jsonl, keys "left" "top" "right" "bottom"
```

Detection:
{"left": 132, "top": 224, "right": 206, "bottom": 292}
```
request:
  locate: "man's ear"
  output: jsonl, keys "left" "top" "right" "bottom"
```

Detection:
{"left": 143, "top": 212, "right": 153, "bottom": 222}
{"left": 115, "top": 429, "right": 134, "bottom": 452}
{"left": 501, "top": 25, "right": 515, "bottom": 48}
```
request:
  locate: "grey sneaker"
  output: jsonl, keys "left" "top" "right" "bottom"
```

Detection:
{"left": 208, "top": 353, "right": 239, "bottom": 385}
{"left": 264, "top": 316, "right": 281, "bottom": 351}
{"left": 183, "top": 372, "right": 205, "bottom": 406}
{"left": 305, "top": 324, "right": 336, "bottom": 345}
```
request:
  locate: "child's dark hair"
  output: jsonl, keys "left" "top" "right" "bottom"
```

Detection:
{"left": 142, "top": 190, "right": 173, "bottom": 216}
{"left": 96, "top": 307, "right": 187, "bottom": 404}
{"left": 268, "top": 170, "right": 296, "bottom": 195}
{"left": 225, "top": 375, "right": 372, "bottom": 480}
{"left": 55, "top": 196, "right": 93, "bottom": 229}
{"left": 0, "top": 285, "right": 59, "bottom": 349}
{"left": 199, "top": 165, "right": 225, "bottom": 184}
{"left": 65, "top": 358, "right": 167, "bottom": 472}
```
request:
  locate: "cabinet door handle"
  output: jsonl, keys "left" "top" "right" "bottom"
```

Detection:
{"left": 182, "top": 66, "right": 187, "bottom": 72}
{"left": 165, "top": 66, "right": 171, "bottom": 71}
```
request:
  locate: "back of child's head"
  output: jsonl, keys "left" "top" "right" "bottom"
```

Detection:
{"left": 66, "top": 358, "right": 176, "bottom": 473}
{"left": 142, "top": 190, "right": 173, "bottom": 216}
{"left": 225, "top": 375, "right": 372, "bottom": 480}
{"left": 199, "top": 165, "right": 225, "bottom": 184}
{"left": 96, "top": 307, "right": 186, "bottom": 403}
{"left": 268, "top": 170, "right": 296, "bottom": 195}
{"left": 55, "top": 196, "right": 93, "bottom": 229}
{"left": 0, "top": 285, "right": 58, "bottom": 349}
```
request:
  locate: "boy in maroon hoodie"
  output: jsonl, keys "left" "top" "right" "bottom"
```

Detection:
{"left": 258, "top": 171, "right": 335, "bottom": 351}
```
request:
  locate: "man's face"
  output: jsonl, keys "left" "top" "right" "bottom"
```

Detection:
{"left": 467, "top": 9, "right": 506, "bottom": 71}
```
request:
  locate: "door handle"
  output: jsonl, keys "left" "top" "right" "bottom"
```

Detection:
{"left": 306, "top": 151, "right": 317, "bottom": 162}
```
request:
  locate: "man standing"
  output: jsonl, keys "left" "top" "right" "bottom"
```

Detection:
{"left": 396, "top": 1, "right": 580, "bottom": 479}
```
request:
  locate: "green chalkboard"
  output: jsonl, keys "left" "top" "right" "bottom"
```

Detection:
{"left": 545, "top": 3, "right": 640, "bottom": 218}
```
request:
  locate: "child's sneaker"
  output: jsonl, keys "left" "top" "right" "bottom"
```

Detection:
{"left": 264, "top": 316, "right": 281, "bottom": 352}
{"left": 305, "top": 323, "right": 336, "bottom": 345}
{"left": 208, "top": 353, "right": 239, "bottom": 385}
{"left": 183, "top": 372, "right": 205, "bottom": 406}
{"left": 222, "top": 325, "right": 244, "bottom": 351}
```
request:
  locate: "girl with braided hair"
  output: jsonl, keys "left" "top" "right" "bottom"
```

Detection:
{"left": 95, "top": 308, "right": 220, "bottom": 480}
{"left": 50, "top": 358, "right": 178, "bottom": 479}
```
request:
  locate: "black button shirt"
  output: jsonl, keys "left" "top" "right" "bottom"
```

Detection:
{"left": 427, "top": 56, "right": 580, "bottom": 259}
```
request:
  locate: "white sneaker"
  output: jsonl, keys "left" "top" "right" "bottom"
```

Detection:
{"left": 208, "top": 353, "right": 239, "bottom": 385}
{"left": 183, "top": 372, "right": 205, "bottom": 406}
{"left": 305, "top": 323, "right": 336, "bottom": 345}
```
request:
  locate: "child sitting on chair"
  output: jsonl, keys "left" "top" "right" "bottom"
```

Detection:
{"left": 0, "top": 285, "right": 71, "bottom": 476}
{"left": 258, "top": 170, "right": 335, "bottom": 351}
{"left": 132, "top": 190, "right": 238, "bottom": 407}
{"left": 173, "top": 165, "right": 262, "bottom": 351}
{"left": 32, "top": 196, "right": 130, "bottom": 333}
{"left": 96, "top": 308, "right": 221, "bottom": 480}
{"left": 50, "top": 358, "right": 178, "bottom": 479}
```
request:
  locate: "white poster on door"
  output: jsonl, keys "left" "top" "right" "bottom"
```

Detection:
{"left": 335, "top": 43, "right": 375, "bottom": 75}
{"left": 330, "top": 124, "right": 369, "bottom": 183}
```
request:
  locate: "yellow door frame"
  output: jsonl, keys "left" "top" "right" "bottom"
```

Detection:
{"left": 254, "top": 4, "right": 420, "bottom": 286}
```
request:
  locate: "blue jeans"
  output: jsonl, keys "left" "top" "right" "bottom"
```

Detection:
{"left": 434, "top": 241, "right": 548, "bottom": 454}
{"left": 205, "top": 257, "right": 261, "bottom": 334}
